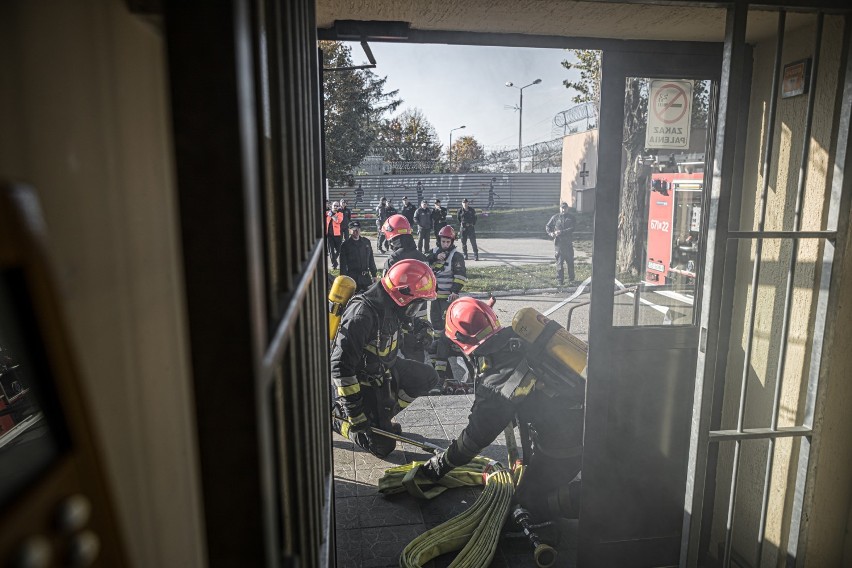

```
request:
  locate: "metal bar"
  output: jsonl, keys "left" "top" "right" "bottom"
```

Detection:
{"left": 727, "top": 230, "right": 836, "bottom": 239}
{"left": 632, "top": 285, "right": 642, "bottom": 326}
{"left": 262, "top": 239, "right": 324, "bottom": 381}
{"left": 709, "top": 425, "right": 812, "bottom": 442}
{"left": 682, "top": 4, "right": 749, "bottom": 566}
{"left": 723, "top": 11, "right": 786, "bottom": 567}
{"left": 788, "top": 14, "right": 852, "bottom": 567}
{"left": 755, "top": 13, "right": 822, "bottom": 567}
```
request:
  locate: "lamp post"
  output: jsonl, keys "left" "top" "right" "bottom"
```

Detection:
{"left": 448, "top": 125, "right": 466, "bottom": 170}
{"left": 505, "top": 79, "right": 541, "bottom": 172}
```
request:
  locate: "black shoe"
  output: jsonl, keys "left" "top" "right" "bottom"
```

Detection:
{"left": 464, "top": 253, "right": 469, "bottom": 260}
{"left": 474, "top": 256, "right": 480, "bottom": 261}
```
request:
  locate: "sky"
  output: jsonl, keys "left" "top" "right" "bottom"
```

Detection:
{"left": 345, "top": 42, "right": 585, "bottom": 151}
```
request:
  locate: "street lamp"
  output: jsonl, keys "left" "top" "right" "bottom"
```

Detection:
{"left": 448, "top": 125, "right": 466, "bottom": 170}
{"left": 506, "top": 79, "right": 541, "bottom": 172}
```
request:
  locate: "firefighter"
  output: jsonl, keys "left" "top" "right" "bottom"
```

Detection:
{"left": 339, "top": 221, "right": 377, "bottom": 292}
{"left": 545, "top": 202, "right": 576, "bottom": 287}
{"left": 426, "top": 226, "right": 467, "bottom": 392}
{"left": 431, "top": 199, "right": 448, "bottom": 240}
{"left": 381, "top": 214, "right": 432, "bottom": 362}
{"left": 331, "top": 259, "right": 439, "bottom": 457}
{"left": 326, "top": 201, "right": 344, "bottom": 269}
{"left": 419, "top": 297, "right": 585, "bottom": 522}
{"left": 413, "top": 199, "right": 433, "bottom": 254}
{"left": 457, "top": 198, "right": 479, "bottom": 261}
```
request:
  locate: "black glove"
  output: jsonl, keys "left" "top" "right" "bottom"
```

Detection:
{"left": 420, "top": 451, "right": 455, "bottom": 481}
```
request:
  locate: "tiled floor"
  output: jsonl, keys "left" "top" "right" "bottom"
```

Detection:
{"left": 333, "top": 394, "right": 578, "bottom": 567}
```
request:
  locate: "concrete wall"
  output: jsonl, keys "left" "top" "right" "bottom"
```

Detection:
{"left": 708, "top": 15, "right": 852, "bottom": 566}
{"left": 560, "top": 129, "right": 598, "bottom": 207}
{"left": 0, "top": 1, "right": 205, "bottom": 566}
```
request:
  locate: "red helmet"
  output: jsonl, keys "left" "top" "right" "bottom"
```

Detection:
{"left": 438, "top": 225, "right": 456, "bottom": 240}
{"left": 382, "top": 214, "right": 413, "bottom": 241}
{"left": 381, "top": 259, "right": 438, "bottom": 306}
{"left": 445, "top": 297, "right": 503, "bottom": 355}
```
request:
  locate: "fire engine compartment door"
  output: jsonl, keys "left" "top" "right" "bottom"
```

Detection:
{"left": 580, "top": 45, "right": 721, "bottom": 568}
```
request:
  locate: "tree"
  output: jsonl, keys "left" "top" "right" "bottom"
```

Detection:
{"left": 449, "top": 135, "right": 485, "bottom": 173}
{"left": 562, "top": 49, "right": 710, "bottom": 276}
{"left": 374, "top": 108, "right": 443, "bottom": 174}
{"left": 321, "top": 41, "right": 401, "bottom": 185}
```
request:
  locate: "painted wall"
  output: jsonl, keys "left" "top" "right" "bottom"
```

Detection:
{"left": 709, "top": 14, "right": 852, "bottom": 566}
{"left": 560, "top": 129, "right": 598, "bottom": 208}
{"left": 0, "top": 1, "right": 205, "bottom": 566}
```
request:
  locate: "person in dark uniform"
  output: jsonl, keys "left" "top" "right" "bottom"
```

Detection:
{"left": 339, "top": 221, "right": 377, "bottom": 292}
{"left": 419, "top": 297, "right": 585, "bottom": 523}
{"left": 487, "top": 177, "right": 500, "bottom": 210}
{"left": 432, "top": 199, "right": 448, "bottom": 241}
{"left": 381, "top": 214, "right": 431, "bottom": 362}
{"left": 331, "top": 260, "right": 440, "bottom": 457}
{"left": 413, "top": 199, "right": 433, "bottom": 254}
{"left": 457, "top": 198, "right": 479, "bottom": 261}
{"left": 400, "top": 196, "right": 417, "bottom": 227}
{"left": 354, "top": 183, "right": 364, "bottom": 208}
{"left": 375, "top": 197, "right": 396, "bottom": 253}
{"left": 545, "top": 202, "right": 576, "bottom": 287}
{"left": 426, "top": 225, "right": 467, "bottom": 392}
{"left": 339, "top": 199, "right": 352, "bottom": 241}
{"left": 416, "top": 180, "right": 424, "bottom": 203}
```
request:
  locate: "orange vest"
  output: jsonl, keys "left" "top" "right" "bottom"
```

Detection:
{"left": 326, "top": 211, "right": 343, "bottom": 236}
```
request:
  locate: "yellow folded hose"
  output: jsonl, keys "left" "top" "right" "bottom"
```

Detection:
{"left": 399, "top": 467, "right": 516, "bottom": 568}
{"left": 378, "top": 456, "right": 496, "bottom": 500}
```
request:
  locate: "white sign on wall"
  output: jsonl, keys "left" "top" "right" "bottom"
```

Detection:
{"left": 645, "top": 79, "right": 693, "bottom": 150}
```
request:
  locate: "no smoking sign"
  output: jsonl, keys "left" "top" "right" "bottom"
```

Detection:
{"left": 645, "top": 79, "right": 693, "bottom": 150}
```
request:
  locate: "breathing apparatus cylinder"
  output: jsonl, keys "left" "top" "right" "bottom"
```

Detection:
{"left": 511, "top": 307, "right": 588, "bottom": 384}
{"left": 328, "top": 275, "right": 357, "bottom": 341}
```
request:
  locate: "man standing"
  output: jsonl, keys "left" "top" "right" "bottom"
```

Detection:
{"left": 426, "top": 226, "right": 467, "bottom": 392}
{"left": 375, "top": 197, "right": 395, "bottom": 253}
{"left": 413, "top": 199, "right": 433, "bottom": 254}
{"left": 418, "top": 298, "right": 585, "bottom": 523}
{"left": 339, "top": 221, "right": 377, "bottom": 292}
{"left": 326, "top": 201, "right": 344, "bottom": 269}
{"left": 546, "top": 202, "right": 576, "bottom": 287}
{"left": 487, "top": 177, "right": 500, "bottom": 210}
{"left": 339, "top": 199, "right": 352, "bottom": 241}
{"left": 457, "top": 198, "right": 479, "bottom": 261}
{"left": 400, "top": 196, "right": 417, "bottom": 227}
{"left": 354, "top": 183, "right": 364, "bottom": 208}
{"left": 431, "top": 199, "right": 448, "bottom": 241}
{"left": 415, "top": 180, "right": 424, "bottom": 204}
{"left": 331, "top": 259, "right": 439, "bottom": 457}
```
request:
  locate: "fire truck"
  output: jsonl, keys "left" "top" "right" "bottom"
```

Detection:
{"left": 645, "top": 171, "right": 704, "bottom": 285}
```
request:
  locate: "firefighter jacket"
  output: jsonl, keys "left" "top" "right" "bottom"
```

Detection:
{"left": 414, "top": 206, "right": 433, "bottom": 231}
{"left": 330, "top": 282, "right": 402, "bottom": 427}
{"left": 339, "top": 236, "right": 377, "bottom": 289}
{"left": 457, "top": 206, "right": 477, "bottom": 229}
{"left": 546, "top": 212, "right": 575, "bottom": 247}
{"left": 383, "top": 235, "right": 427, "bottom": 273}
{"left": 444, "top": 328, "right": 584, "bottom": 468}
{"left": 326, "top": 211, "right": 343, "bottom": 236}
{"left": 427, "top": 245, "right": 467, "bottom": 298}
{"left": 400, "top": 202, "right": 417, "bottom": 225}
{"left": 431, "top": 206, "right": 448, "bottom": 229}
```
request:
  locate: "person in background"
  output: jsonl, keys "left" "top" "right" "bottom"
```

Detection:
{"left": 375, "top": 197, "right": 396, "bottom": 253}
{"left": 354, "top": 183, "right": 364, "bottom": 208}
{"left": 400, "top": 196, "right": 417, "bottom": 227}
{"left": 326, "top": 201, "right": 344, "bottom": 269}
{"left": 432, "top": 199, "right": 448, "bottom": 241}
{"left": 426, "top": 225, "right": 467, "bottom": 392}
{"left": 339, "top": 221, "right": 377, "bottom": 292}
{"left": 487, "top": 177, "right": 500, "bottom": 210}
{"left": 545, "top": 202, "right": 576, "bottom": 288}
{"left": 457, "top": 198, "right": 479, "bottom": 261}
{"left": 413, "top": 199, "right": 433, "bottom": 254}
{"left": 339, "top": 199, "right": 352, "bottom": 241}
{"left": 416, "top": 180, "right": 424, "bottom": 203}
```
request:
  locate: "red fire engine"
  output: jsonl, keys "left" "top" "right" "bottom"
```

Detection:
{"left": 645, "top": 172, "right": 704, "bottom": 285}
